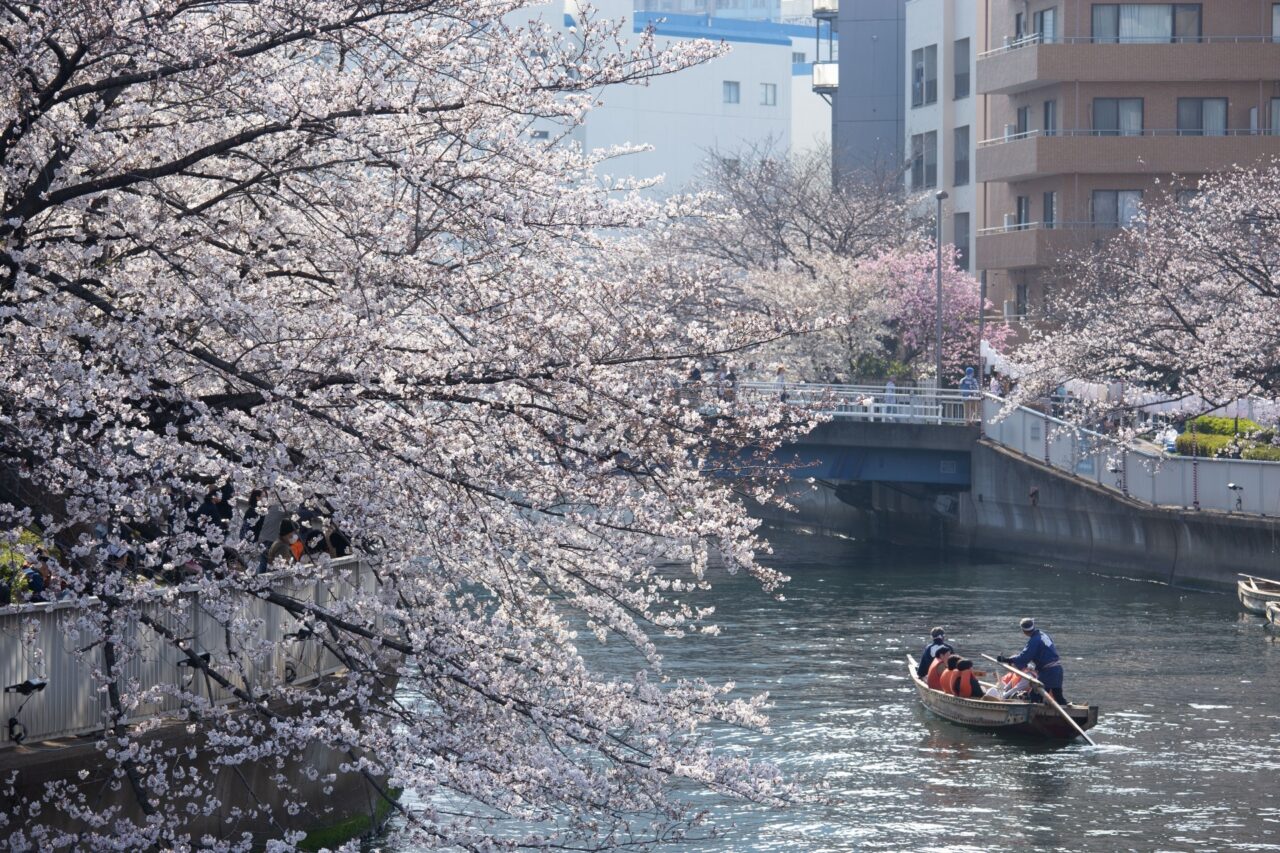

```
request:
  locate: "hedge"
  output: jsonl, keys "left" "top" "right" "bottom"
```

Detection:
{"left": 1175, "top": 432, "right": 1234, "bottom": 458}
{"left": 1243, "top": 445, "right": 1280, "bottom": 462}
{"left": 1190, "top": 415, "right": 1266, "bottom": 436}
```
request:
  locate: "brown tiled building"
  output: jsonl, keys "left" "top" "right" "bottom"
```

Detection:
{"left": 974, "top": 1, "right": 1280, "bottom": 324}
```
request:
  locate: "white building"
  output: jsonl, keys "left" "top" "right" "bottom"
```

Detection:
{"left": 903, "top": 0, "right": 984, "bottom": 273}
{"left": 523, "top": 0, "right": 833, "bottom": 193}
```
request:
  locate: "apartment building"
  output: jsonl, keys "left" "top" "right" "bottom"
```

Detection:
{"left": 903, "top": 0, "right": 986, "bottom": 272}
{"left": 975, "top": 1, "right": 1280, "bottom": 324}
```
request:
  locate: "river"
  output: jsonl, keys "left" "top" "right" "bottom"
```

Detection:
{"left": 391, "top": 529, "right": 1280, "bottom": 851}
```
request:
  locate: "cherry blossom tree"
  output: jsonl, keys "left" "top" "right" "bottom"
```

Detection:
{"left": 1011, "top": 163, "right": 1280, "bottom": 415}
{"left": 671, "top": 146, "right": 1002, "bottom": 381}
{"left": 0, "top": 1, "right": 813, "bottom": 849}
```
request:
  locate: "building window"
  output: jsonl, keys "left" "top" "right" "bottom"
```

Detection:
{"left": 1015, "top": 106, "right": 1031, "bottom": 136}
{"left": 1033, "top": 7, "right": 1057, "bottom": 42}
{"left": 1044, "top": 100, "right": 1058, "bottom": 135}
{"left": 1274, "top": 4, "right": 1280, "bottom": 41}
{"left": 954, "top": 212, "right": 970, "bottom": 271}
{"left": 760, "top": 83, "right": 777, "bottom": 106}
{"left": 1092, "top": 190, "right": 1143, "bottom": 228}
{"left": 954, "top": 38, "right": 970, "bottom": 100}
{"left": 1177, "top": 97, "right": 1227, "bottom": 136}
{"left": 912, "top": 45, "right": 938, "bottom": 107}
{"left": 910, "top": 132, "right": 937, "bottom": 189}
{"left": 1272, "top": 98, "right": 1280, "bottom": 134}
{"left": 1043, "top": 191, "right": 1057, "bottom": 229}
{"left": 1016, "top": 195, "right": 1032, "bottom": 228}
{"left": 954, "top": 126, "right": 970, "bottom": 186}
{"left": 723, "top": 81, "right": 740, "bottom": 104}
{"left": 1016, "top": 282, "right": 1028, "bottom": 319}
{"left": 529, "top": 130, "right": 549, "bottom": 140}
{"left": 1015, "top": 12, "right": 1025, "bottom": 39}
{"left": 1092, "top": 4, "right": 1202, "bottom": 43}
{"left": 1092, "top": 97, "right": 1144, "bottom": 136}
{"left": 792, "top": 51, "right": 806, "bottom": 64}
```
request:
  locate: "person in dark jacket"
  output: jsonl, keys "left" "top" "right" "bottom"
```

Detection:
{"left": 997, "top": 617, "right": 1066, "bottom": 703}
{"left": 917, "top": 627, "right": 949, "bottom": 678}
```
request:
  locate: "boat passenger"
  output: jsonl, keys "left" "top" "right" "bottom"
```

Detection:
{"left": 951, "top": 659, "right": 982, "bottom": 699}
{"left": 985, "top": 664, "right": 1035, "bottom": 700}
{"left": 940, "top": 655, "right": 961, "bottom": 693}
{"left": 925, "top": 645, "right": 954, "bottom": 690}
{"left": 997, "top": 617, "right": 1067, "bottom": 704}
{"left": 917, "top": 626, "right": 948, "bottom": 678}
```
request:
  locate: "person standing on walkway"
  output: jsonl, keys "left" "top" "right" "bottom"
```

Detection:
{"left": 959, "top": 366, "right": 980, "bottom": 423}
{"left": 997, "top": 618, "right": 1067, "bottom": 704}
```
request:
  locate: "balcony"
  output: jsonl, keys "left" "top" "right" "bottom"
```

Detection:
{"left": 812, "top": 0, "right": 837, "bottom": 21}
{"left": 977, "top": 37, "right": 1280, "bottom": 96}
{"left": 812, "top": 61, "right": 838, "bottom": 94}
{"left": 976, "top": 129, "right": 1280, "bottom": 183}
{"left": 975, "top": 222, "right": 1110, "bottom": 270}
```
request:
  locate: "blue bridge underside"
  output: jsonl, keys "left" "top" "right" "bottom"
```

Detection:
{"left": 773, "top": 446, "right": 971, "bottom": 486}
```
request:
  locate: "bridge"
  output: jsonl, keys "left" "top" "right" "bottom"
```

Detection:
{"left": 736, "top": 381, "right": 1280, "bottom": 517}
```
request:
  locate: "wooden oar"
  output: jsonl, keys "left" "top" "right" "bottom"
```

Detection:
{"left": 981, "top": 654, "right": 1096, "bottom": 746}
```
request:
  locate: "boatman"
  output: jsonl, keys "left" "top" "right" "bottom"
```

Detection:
{"left": 997, "top": 617, "right": 1066, "bottom": 704}
{"left": 917, "top": 627, "right": 948, "bottom": 678}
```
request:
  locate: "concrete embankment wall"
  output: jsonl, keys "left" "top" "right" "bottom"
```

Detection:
{"left": 959, "top": 442, "right": 1280, "bottom": 588}
{"left": 767, "top": 441, "right": 1280, "bottom": 590}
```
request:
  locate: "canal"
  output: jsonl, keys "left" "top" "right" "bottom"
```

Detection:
{"left": 394, "top": 529, "right": 1280, "bottom": 851}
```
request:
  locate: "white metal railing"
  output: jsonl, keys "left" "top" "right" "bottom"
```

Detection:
{"left": 736, "top": 381, "right": 977, "bottom": 425}
{"left": 982, "top": 397, "right": 1280, "bottom": 517}
{"left": 0, "top": 557, "right": 374, "bottom": 747}
{"left": 979, "top": 127, "right": 1278, "bottom": 146}
{"left": 976, "top": 220, "right": 1101, "bottom": 236}
{"left": 979, "top": 33, "right": 1278, "bottom": 58}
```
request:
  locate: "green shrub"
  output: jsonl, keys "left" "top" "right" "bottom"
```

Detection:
{"left": 1175, "top": 432, "right": 1234, "bottom": 458}
{"left": 1190, "top": 415, "right": 1265, "bottom": 436}
{"left": 1242, "top": 445, "right": 1280, "bottom": 462}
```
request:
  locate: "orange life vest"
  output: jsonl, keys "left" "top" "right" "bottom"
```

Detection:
{"left": 953, "top": 671, "right": 979, "bottom": 698}
{"left": 926, "top": 657, "right": 949, "bottom": 690}
{"left": 289, "top": 539, "right": 304, "bottom": 561}
{"left": 942, "top": 668, "right": 960, "bottom": 695}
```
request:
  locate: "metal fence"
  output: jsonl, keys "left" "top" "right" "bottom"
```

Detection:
{"left": 737, "top": 381, "right": 976, "bottom": 425}
{"left": 983, "top": 398, "right": 1280, "bottom": 517}
{"left": 0, "top": 556, "right": 373, "bottom": 747}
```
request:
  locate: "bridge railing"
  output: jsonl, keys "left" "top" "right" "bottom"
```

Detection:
{"left": 984, "top": 397, "right": 1280, "bottom": 517}
{"left": 736, "top": 382, "right": 975, "bottom": 425}
{"left": 0, "top": 556, "right": 374, "bottom": 747}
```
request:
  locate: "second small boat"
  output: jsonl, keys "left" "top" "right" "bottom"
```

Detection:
{"left": 1238, "top": 574, "right": 1280, "bottom": 615}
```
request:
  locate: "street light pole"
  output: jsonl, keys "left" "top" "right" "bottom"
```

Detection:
{"left": 935, "top": 190, "right": 949, "bottom": 390}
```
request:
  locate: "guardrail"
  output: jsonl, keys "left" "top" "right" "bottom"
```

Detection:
{"left": 0, "top": 556, "right": 373, "bottom": 747}
{"left": 737, "top": 381, "right": 976, "bottom": 425}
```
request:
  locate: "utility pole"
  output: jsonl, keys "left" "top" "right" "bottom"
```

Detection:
{"left": 935, "top": 190, "right": 949, "bottom": 390}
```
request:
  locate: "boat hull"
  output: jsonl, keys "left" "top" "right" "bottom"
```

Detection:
{"left": 906, "top": 659, "right": 1098, "bottom": 741}
{"left": 1238, "top": 579, "right": 1280, "bottom": 615}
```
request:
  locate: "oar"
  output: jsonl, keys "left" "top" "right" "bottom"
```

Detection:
{"left": 981, "top": 654, "right": 1095, "bottom": 746}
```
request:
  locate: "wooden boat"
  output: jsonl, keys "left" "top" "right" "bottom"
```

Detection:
{"left": 905, "top": 657, "right": 1098, "bottom": 741}
{"left": 1267, "top": 602, "right": 1280, "bottom": 627}
{"left": 1239, "top": 575, "right": 1280, "bottom": 615}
